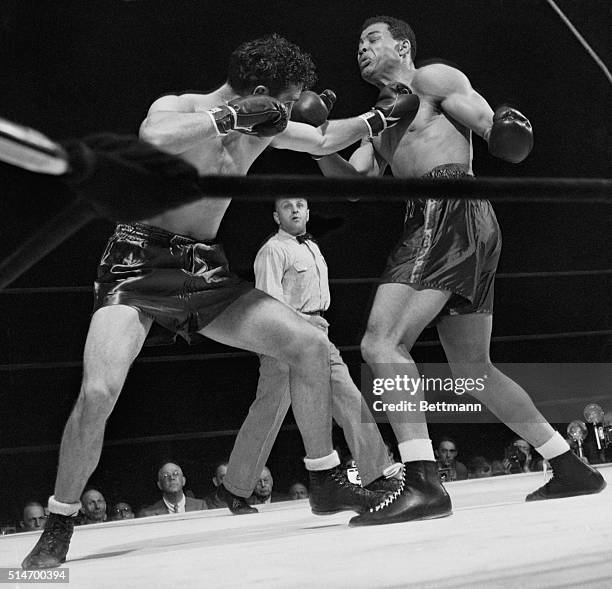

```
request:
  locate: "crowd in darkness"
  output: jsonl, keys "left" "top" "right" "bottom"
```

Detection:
{"left": 6, "top": 432, "right": 602, "bottom": 535}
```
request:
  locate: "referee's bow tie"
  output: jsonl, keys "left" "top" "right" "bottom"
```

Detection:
{"left": 296, "top": 232, "right": 315, "bottom": 244}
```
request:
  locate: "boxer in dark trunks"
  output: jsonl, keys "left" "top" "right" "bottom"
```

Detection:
{"left": 316, "top": 16, "right": 605, "bottom": 526}
{"left": 21, "top": 33, "right": 418, "bottom": 568}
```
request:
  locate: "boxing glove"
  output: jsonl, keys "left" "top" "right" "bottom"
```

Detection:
{"left": 291, "top": 89, "right": 337, "bottom": 127}
{"left": 207, "top": 95, "right": 288, "bottom": 137}
{"left": 360, "top": 82, "right": 420, "bottom": 137}
{"left": 487, "top": 106, "right": 533, "bottom": 163}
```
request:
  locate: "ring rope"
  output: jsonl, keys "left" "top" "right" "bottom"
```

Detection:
{"left": 2, "top": 329, "right": 611, "bottom": 373}
{"left": 545, "top": 0, "right": 612, "bottom": 85}
{"left": 4, "top": 391, "right": 612, "bottom": 456}
{"left": 1, "top": 176, "right": 610, "bottom": 290}
{"left": 198, "top": 175, "right": 612, "bottom": 203}
{"left": 0, "top": 424, "right": 301, "bottom": 456}
{"left": 1, "top": 268, "right": 611, "bottom": 295}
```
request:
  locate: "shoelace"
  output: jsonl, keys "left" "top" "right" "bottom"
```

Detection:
{"left": 38, "top": 517, "right": 71, "bottom": 552}
{"left": 370, "top": 473, "right": 406, "bottom": 513}
{"left": 330, "top": 468, "right": 382, "bottom": 507}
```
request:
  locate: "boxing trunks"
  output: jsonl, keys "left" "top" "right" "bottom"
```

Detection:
{"left": 93, "top": 223, "right": 252, "bottom": 344}
{"left": 380, "top": 163, "right": 501, "bottom": 316}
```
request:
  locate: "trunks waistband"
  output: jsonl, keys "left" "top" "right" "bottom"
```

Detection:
{"left": 406, "top": 164, "right": 474, "bottom": 220}
{"left": 115, "top": 223, "right": 216, "bottom": 247}
{"left": 420, "top": 163, "right": 473, "bottom": 179}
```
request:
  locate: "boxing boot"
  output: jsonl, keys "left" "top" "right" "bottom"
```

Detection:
{"left": 526, "top": 450, "right": 606, "bottom": 501}
{"left": 21, "top": 513, "right": 74, "bottom": 569}
{"left": 365, "top": 475, "right": 402, "bottom": 494}
{"left": 309, "top": 466, "right": 387, "bottom": 515}
{"left": 349, "top": 460, "right": 452, "bottom": 527}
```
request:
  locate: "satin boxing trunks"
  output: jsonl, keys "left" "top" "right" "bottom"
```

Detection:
{"left": 93, "top": 222, "right": 252, "bottom": 344}
{"left": 380, "top": 163, "right": 501, "bottom": 316}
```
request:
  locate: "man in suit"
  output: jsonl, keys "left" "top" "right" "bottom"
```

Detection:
{"left": 248, "top": 466, "right": 288, "bottom": 505}
{"left": 76, "top": 489, "right": 107, "bottom": 525}
{"left": 138, "top": 462, "right": 207, "bottom": 516}
{"left": 203, "top": 461, "right": 228, "bottom": 509}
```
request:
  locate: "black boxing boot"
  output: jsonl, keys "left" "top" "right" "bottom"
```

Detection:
{"left": 365, "top": 475, "right": 402, "bottom": 495}
{"left": 215, "top": 483, "right": 258, "bottom": 515}
{"left": 309, "top": 466, "right": 387, "bottom": 515}
{"left": 526, "top": 450, "right": 606, "bottom": 501}
{"left": 349, "top": 461, "right": 452, "bottom": 527}
{"left": 21, "top": 513, "right": 75, "bottom": 569}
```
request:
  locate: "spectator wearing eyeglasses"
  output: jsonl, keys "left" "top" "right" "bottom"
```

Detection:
{"left": 109, "top": 502, "right": 135, "bottom": 521}
{"left": 138, "top": 462, "right": 207, "bottom": 517}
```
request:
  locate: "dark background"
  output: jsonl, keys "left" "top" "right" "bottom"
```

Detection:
{"left": 0, "top": 0, "right": 610, "bottom": 523}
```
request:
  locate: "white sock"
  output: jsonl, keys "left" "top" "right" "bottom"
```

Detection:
{"left": 535, "top": 431, "right": 570, "bottom": 460}
{"left": 398, "top": 439, "right": 435, "bottom": 462}
{"left": 48, "top": 495, "right": 81, "bottom": 517}
{"left": 304, "top": 450, "right": 341, "bottom": 471}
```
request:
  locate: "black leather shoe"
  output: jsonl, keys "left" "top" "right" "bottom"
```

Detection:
{"left": 526, "top": 450, "right": 606, "bottom": 501}
{"left": 216, "top": 484, "right": 258, "bottom": 515}
{"left": 309, "top": 466, "right": 384, "bottom": 515}
{"left": 21, "top": 513, "right": 74, "bottom": 569}
{"left": 349, "top": 461, "right": 452, "bottom": 527}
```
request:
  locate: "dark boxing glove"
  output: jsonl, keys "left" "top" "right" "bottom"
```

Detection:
{"left": 360, "top": 82, "right": 420, "bottom": 137}
{"left": 206, "top": 95, "right": 288, "bottom": 137}
{"left": 291, "top": 89, "right": 337, "bottom": 127}
{"left": 487, "top": 106, "right": 533, "bottom": 163}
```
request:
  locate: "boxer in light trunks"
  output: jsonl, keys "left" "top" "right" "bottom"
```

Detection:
{"left": 315, "top": 16, "right": 605, "bottom": 526}
{"left": 21, "top": 33, "right": 419, "bottom": 567}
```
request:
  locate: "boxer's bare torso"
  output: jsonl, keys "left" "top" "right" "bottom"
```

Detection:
{"left": 367, "top": 64, "right": 492, "bottom": 178}
{"left": 140, "top": 91, "right": 279, "bottom": 240}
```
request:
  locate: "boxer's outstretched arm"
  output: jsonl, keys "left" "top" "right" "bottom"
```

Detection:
{"left": 313, "top": 137, "right": 387, "bottom": 180}
{"left": 271, "top": 119, "right": 368, "bottom": 155}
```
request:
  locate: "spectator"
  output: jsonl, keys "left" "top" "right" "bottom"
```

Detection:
{"left": 248, "top": 466, "right": 287, "bottom": 505}
{"left": 204, "top": 461, "right": 229, "bottom": 509}
{"left": 490, "top": 459, "right": 509, "bottom": 476}
{"left": 503, "top": 438, "right": 543, "bottom": 473}
{"left": 435, "top": 437, "right": 468, "bottom": 481}
{"left": 78, "top": 489, "right": 107, "bottom": 525}
{"left": 288, "top": 482, "right": 309, "bottom": 500}
{"left": 467, "top": 456, "right": 493, "bottom": 479}
{"left": 109, "top": 502, "right": 135, "bottom": 521}
{"left": 138, "top": 462, "right": 207, "bottom": 516}
{"left": 212, "top": 462, "right": 228, "bottom": 488}
{"left": 20, "top": 502, "right": 47, "bottom": 532}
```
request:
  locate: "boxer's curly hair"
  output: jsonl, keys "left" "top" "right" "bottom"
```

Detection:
{"left": 361, "top": 16, "right": 417, "bottom": 61}
{"left": 228, "top": 34, "right": 317, "bottom": 96}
